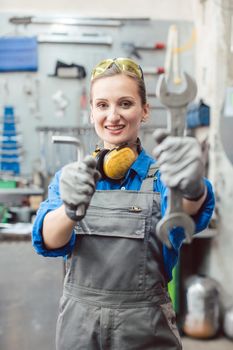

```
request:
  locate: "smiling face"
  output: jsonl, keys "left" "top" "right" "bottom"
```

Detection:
{"left": 90, "top": 74, "right": 149, "bottom": 151}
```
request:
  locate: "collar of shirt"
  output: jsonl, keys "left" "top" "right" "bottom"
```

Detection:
{"left": 96, "top": 149, "right": 155, "bottom": 191}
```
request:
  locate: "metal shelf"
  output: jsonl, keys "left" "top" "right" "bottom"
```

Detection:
{"left": 193, "top": 228, "right": 217, "bottom": 239}
{"left": 183, "top": 228, "right": 217, "bottom": 244}
{"left": 0, "top": 187, "right": 44, "bottom": 195}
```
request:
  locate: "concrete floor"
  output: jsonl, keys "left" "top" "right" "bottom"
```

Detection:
{"left": 182, "top": 336, "right": 233, "bottom": 350}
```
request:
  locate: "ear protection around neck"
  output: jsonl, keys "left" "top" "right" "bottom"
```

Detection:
{"left": 93, "top": 140, "right": 141, "bottom": 181}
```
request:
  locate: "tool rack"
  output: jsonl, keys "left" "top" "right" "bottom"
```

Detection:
{"left": 0, "top": 13, "right": 195, "bottom": 175}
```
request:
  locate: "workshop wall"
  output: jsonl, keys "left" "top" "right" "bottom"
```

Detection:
{"left": 0, "top": 11, "right": 195, "bottom": 177}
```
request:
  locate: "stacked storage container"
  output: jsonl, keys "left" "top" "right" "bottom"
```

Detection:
{"left": 0, "top": 106, "right": 21, "bottom": 175}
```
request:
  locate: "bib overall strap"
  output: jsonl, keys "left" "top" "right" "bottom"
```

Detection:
{"left": 140, "top": 163, "right": 159, "bottom": 192}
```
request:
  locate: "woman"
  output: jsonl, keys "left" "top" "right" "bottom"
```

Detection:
{"left": 32, "top": 58, "right": 215, "bottom": 350}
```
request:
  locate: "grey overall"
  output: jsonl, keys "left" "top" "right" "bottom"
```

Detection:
{"left": 56, "top": 165, "right": 182, "bottom": 350}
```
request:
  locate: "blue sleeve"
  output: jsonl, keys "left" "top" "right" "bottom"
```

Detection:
{"left": 32, "top": 170, "right": 76, "bottom": 257}
{"left": 190, "top": 178, "right": 215, "bottom": 232}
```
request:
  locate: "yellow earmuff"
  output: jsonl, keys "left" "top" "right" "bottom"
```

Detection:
{"left": 103, "top": 147, "right": 136, "bottom": 180}
{"left": 93, "top": 146, "right": 137, "bottom": 180}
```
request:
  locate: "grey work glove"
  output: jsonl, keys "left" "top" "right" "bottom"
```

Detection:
{"left": 153, "top": 129, "right": 205, "bottom": 200}
{"left": 60, "top": 155, "right": 101, "bottom": 221}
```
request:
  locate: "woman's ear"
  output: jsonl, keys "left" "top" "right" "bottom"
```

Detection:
{"left": 90, "top": 107, "right": 95, "bottom": 124}
{"left": 141, "top": 103, "right": 149, "bottom": 123}
{"left": 90, "top": 114, "right": 94, "bottom": 124}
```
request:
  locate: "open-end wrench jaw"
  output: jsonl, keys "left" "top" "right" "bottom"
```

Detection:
{"left": 156, "top": 212, "right": 195, "bottom": 249}
{"left": 156, "top": 72, "right": 197, "bottom": 108}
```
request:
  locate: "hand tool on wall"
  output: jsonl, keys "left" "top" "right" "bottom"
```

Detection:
{"left": 164, "top": 25, "right": 183, "bottom": 85}
{"left": 52, "top": 90, "right": 69, "bottom": 118}
{"left": 38, "top": 33, "right": 113, "bottom": 46}
{"left": 9, "top": 16, "right": 123, "bottom": 27}
{"left": 172, "top": 26, "right": 182, "bottom": 85}
{"left": 38, "top": 130, "right": 47, "bottom": 178}
{"left": 80, "top": 87, "right": 89, "bottom": 126}
{"left": 23, "top": 76, "right": 42, "bottom": 120}
{"left": 143, "top": 67, "right": 165, "bottom": 75}
{"left": 122, "top": 41, "right": 165, "bottom": 59}
{"left": 48, "top": 60, "right": 86, "bottom": 79}
{"left": 34, "top": 78, "right": 42, "bottom": 120}
{"left": 155, "top": 72, "right": 197, "bottom": 248}
{"left": 9, "top": 16, "right": 151, "bottom": 29}
{"left": 52, "top": 135, "right": 85, "bottom": 218}
{"left": 164, "top": 25, "right": 176, "bottom": 82}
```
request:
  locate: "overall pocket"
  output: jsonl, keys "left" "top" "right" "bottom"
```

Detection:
{"left": 72, "top": 206, "right": 147, "bottom": 291}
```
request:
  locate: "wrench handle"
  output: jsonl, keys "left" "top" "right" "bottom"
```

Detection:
{"left": 52, "top": 135, "right": 87, "bottom": 220}
{"left": 168, "top": 106, "right": 187, "bottom": 137}
{"left": 168, "top": 187, "right": 183, "bottom": 213}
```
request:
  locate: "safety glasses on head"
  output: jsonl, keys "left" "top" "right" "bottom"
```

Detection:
{"left": 91, "top": 57, "right": 144, "bottom": 81}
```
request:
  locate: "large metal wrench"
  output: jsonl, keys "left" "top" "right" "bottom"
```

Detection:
{"left": 52, "top": 135, "right": 86, "bottom": 219}
{"left": 155, "top": 72, "right": 197, "bottom": 248}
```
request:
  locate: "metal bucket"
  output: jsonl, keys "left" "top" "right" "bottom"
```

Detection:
{"left": 182, "top": 275, "right": 220, "bottom": 339}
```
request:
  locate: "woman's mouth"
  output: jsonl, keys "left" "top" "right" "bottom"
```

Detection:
{"left": 105, "top": 125, "right": 125, "bottom": 133}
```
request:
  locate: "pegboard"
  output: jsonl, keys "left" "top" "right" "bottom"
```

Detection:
{"left": 0, "top": 13, "right": 195, "bottom": 176}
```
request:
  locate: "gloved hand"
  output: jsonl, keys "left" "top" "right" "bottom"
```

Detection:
{"left": 153, "top": 129, "right": 205, "bottom": 201}
{"left": 60, "top": 155, "right": 101, "bottom": 221}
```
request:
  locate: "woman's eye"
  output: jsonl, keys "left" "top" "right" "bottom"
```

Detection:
{"left": 120, "top": 100, "right": 132, "bottom": 108}
{"left": 97, "top": 102, "right": 108, "bottom": 109}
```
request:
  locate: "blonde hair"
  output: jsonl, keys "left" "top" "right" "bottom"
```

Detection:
{"left": 90, "top": 63, "right": 147, "bottom": 105}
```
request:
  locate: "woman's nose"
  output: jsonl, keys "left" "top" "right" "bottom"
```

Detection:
{"left": 107, "top": 107, "right": 120, "bottom": 122}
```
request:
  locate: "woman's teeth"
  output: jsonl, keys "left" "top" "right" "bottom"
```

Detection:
{"left": 105, "top": 125, "right": 125, "bottom": 130}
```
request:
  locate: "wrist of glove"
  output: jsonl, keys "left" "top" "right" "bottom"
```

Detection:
{"left": 64, "top": 204, "right": 86, "bottom": 221}
{"left": 60, "top": 155, "right": 101, "bottom": 221}
{"left": 181, "top": 178, "right": 206, "bottom": 201}
{"left": 153, "top": 129, "right": 205, "bottom": 201}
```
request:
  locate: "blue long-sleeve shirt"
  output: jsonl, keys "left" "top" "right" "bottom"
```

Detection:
{"left": 32, "top": 149, "right": 215, "bottom": 281}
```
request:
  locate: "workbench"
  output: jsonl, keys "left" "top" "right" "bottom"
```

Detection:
{"left": 0, "top": 222, "right": 32, "bottom": 241}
